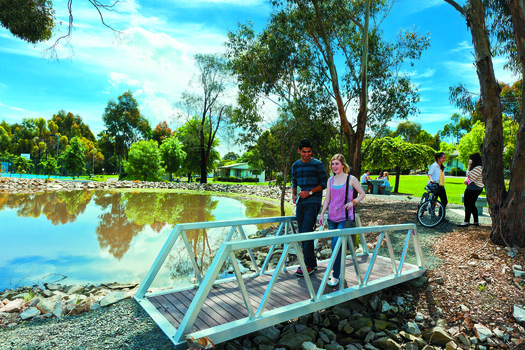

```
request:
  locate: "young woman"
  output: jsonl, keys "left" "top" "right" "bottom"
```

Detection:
{"left": 379, "top": 171, "right": 391, "bottom": 194}
{"left": 457, "top": 153, "right": 483, "bottom": 227}
{"left": 318, "top": 154, "right": 366, "bottom": 287}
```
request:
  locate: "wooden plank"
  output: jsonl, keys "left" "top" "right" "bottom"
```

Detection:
{"left": 176, "top": 289, "right": 232, "bottom": 327}
{"left": 162, "top": 292, "right": 211, "bottom": 331}
{"left": 208, "top": 287, "right": 249, "bottom": 320}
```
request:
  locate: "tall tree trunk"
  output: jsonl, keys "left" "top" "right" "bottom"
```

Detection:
{"left": 495, "top": 0, "right": 525, "bottom": 246}
{"left": 464, "top": 0, "right": 525, "bottom": 246}
{"left": 394, "top": 165, "right": 401, "bottom": 193}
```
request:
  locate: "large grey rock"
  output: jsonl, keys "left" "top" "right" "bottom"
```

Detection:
{"left": 373, "top": 319, "right": 390, "bottom": 331}
{"left": 301, "top": 342, "right": 318, "bottom": 350}
{"left": 405, "top": 321, "right": 421, "bottom": 335}
{"left": 422, "top": 327, "right": 455, "bottom": 347}
{"left": 0, "top": 299, "right": 24, "bottom": 313}
{"left": 380, "top": 301, "right": 392, "bottom": 313}
{"left": 20, "top": 307, "right": 41, "bottom": 320}
{"left": 325, "top": 342, "right": 344, "bottom": 350}
{"left": 99, "top": 291, "right": 129, "bottom": 307}
{"left": 320, "top": 328, "right": 336, "bottom": 342}
{"left": 372, "top": 337, "right": 401, "bottom": 350}
{"left": 355, "top": 326, "right": 373, "bottom": 339}
{"left": 407, "top": 277, "right": 427, "bottom": 287}
{"left": 332, "top": 306, "right": 352, "bottom": 319}
{"left": 513, "top": 305, "right": 525, "bottom": 323}
{"left": 277, "top": 333, "right": 314, "bottom": 350}
{"left": 343, "top": 299, "right": 368, "bottom": 312}
{"left": 399, "top": 331, "right": 427, "bottom": 348}
{"left": 369, "top": 294, "right": 381, "bottom": 311}
{"left": 347, "top": 317, "right": 373, "bottom": 330}
{"left": 473, "top": 324, "right": 493, "bottom": 342}
{"left": 253, "top": 335, "right": 272, "bottom": 345}
{"left": 255, "top": 326, "right": 281, "bottom": 343}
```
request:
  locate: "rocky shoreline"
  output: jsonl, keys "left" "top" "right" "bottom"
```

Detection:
{"left": 1, "top": 178, "right": 524, "bottom": 350}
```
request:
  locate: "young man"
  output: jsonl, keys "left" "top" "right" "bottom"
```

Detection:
{"left": 291, "top": 139, "right": 328, "bottom": 277}
{"left": 360, "top": 170, "right": 372, "bottom": 193}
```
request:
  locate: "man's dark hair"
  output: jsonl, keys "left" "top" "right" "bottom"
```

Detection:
{"left": 298, "top": 138, "right": 312, "bottom": 150}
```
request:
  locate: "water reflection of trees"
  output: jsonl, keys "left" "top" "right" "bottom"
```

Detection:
{"left": 166, "top": 194, "right": 219, "bottom": 281}
{"left": 94, "top": 191, "right": 144, "bottom": 260}
{"left": 0, "top": 190, "right": 282, "bottom": 280}
{"left": 0, "top": 191, "right": 93, "bottom": 225}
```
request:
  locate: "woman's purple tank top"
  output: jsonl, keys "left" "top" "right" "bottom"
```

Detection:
{"left": 328, "top": 175, "right": 354, "bottom": 223}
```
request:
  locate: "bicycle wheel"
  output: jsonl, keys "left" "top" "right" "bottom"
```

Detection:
{"left": 418, "top": 192, "right": 429, "bottom": 209}
{"left": 417, "top": 199, "right": 445, "bottom": 228}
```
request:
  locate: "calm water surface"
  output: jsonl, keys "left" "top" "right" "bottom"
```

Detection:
{"left": 0, "top": 190, "right": 282, "bottom": 291}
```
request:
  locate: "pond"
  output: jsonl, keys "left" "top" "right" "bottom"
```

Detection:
{"left": 0, "top": 190, "right": 283, "bottom": 291}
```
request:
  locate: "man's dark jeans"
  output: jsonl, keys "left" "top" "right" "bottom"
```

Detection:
{"left": 296, "top": 204, "right": 320, "bottom": 269}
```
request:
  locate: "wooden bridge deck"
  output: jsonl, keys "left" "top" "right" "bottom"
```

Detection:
{"left": 148, "top": 255, "right": 417, "bottom": 334}
{"left": 134, "top": 219, "right": 425, "bottom": 349}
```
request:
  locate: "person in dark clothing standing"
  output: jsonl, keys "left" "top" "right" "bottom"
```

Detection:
{"left": 292, "top": 139, "right": 328, "bottom": 277}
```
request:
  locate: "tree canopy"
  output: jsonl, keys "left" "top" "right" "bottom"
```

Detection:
{"left": 102, "top": 91, "right": 151, "bottom": 174}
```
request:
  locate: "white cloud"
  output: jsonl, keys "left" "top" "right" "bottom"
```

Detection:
{"left": 447, "top": 40, "right": 473, "bottom": 54}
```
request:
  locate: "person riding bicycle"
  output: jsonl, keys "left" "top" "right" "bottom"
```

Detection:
{"left": 427, "top": 152, "right": 448, "bottom": 222}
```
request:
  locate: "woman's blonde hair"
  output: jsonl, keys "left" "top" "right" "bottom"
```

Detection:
{"left": 330, "top": 154, "right": 349, "bottom": 174}
{"left": 383, "top": 171, "right": 390, "bottom": 180}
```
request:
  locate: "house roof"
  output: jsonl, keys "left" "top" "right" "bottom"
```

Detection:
{"left": 217, "top": 162, "right": 251, "bottom": 170}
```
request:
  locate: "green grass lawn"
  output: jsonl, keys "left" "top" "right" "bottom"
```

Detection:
{"left": 387, "top": 174, "right": 486, "bottom": 205}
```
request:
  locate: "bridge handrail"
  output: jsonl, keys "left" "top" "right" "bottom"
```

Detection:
{"left": 166, "top": 223, "right": 423, "bottom": 344}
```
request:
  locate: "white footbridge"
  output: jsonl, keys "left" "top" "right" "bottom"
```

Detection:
{"left": 134, "top": 215, "right": 426, "bottom": 349}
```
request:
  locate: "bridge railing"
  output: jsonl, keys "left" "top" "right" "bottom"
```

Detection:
{"left": 135, "top": 216, "right": 425, "bottom": 347}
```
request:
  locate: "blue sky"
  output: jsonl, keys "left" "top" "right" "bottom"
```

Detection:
{"left": 0, "top": 0, "right": 518, "bottom": 155}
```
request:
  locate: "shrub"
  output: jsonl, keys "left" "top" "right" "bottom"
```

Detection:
{"left": 242, "top": 177, "right": 259, "bottom": 183}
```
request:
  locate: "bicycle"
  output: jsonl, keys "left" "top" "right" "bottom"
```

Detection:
{"left": 417, "top": 183, "right": 446, "bottom": 227}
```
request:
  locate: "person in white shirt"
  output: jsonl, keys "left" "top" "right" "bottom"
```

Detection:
{"left": 427, "top": 152, "right": 448, "bottom": 221}
{"left": 360, "top": 170, "right": 372, "bottom": 193}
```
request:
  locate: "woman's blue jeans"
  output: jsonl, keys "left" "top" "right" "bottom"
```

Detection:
{"left": 328, "top": 219, "right": 346, "bottom": 279}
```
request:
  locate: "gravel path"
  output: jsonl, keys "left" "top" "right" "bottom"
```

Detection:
{"left": 0, "top": 299, "right": 174, "bottom": 350}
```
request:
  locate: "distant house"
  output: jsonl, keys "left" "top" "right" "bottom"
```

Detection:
{"left": 216, "top": 163, "right": 265, "bottom": 182}
{"left": 445, "top": 150, "right": 466, "bottom": 174}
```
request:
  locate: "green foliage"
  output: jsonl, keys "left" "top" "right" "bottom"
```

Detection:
{"left": 439, "top": 113, "right": 472, "bottom": 144}
{"left": 439, "top": 141, "right": 456, "bottom": 159}
{"left": 222, "top": 152, "right": 239, "bottom": 161}
{"left": 0, "top": 0, "right": 55, "bottom": 44}
{"left": 59, "top": 136, "right": 86, "bottom": 178}
{"left": 457, "top": 122, "right": 484, "bottom": 166}
{"left": 13, "top": 155, "right": 33, "bottom": 174}
{"left": 160, "top": 135, "right": 186, "bottom": 179}
{"left": 124, "top": 140, "right": 164, "bottom": 181}
{"left": 363, "top": 137, "right": 435, "bottom": 173}
{"left": 40, "top": 156, "right": 59, "bottom": 175}
{"left": 177, "top": 117, "right": 221, "bottom": 179}
{"left": 102, "top": 91, "right": 151, "bottom": 173}
{"left": 0, "top": 125, "right": 11, "bottom": 153}
{"left": 51, "top": 111, "right": 96, "bottom": 142}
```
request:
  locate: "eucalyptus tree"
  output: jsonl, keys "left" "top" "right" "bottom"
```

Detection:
{"left": 226, "top": 16, "right": 338, "bottom": 173}
{"left": 102, "top": 91, "right": 151, "bottom": 174}
{"left": 232, "top": 0, "right": 429, "bottom": 176}
{"left": 444, "top": 0, "right": 525, "bottom": 246}
{"left": 177, "top": 54, "right": 231, "bottom": 184}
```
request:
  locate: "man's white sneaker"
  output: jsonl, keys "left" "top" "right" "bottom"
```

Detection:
{"left": 327, "top": 277, "right": 339, "bottom": 287}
